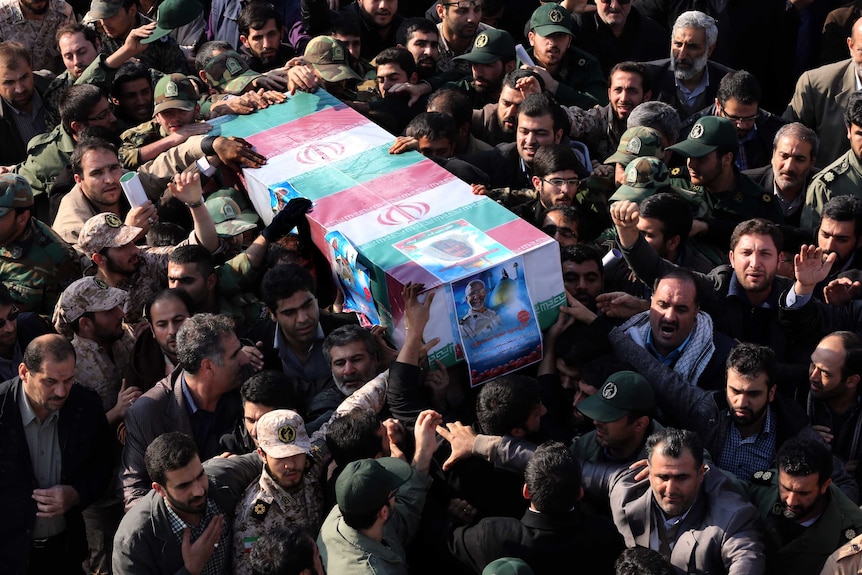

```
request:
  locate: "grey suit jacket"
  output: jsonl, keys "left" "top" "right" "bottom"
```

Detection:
{"left": 785, "top": 59, "right": 856, "bottom": 166}
{"left": 609, "top": 465, "right": 765, "bottom": 575}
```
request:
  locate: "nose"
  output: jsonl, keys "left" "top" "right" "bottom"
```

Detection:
{"left": 785, "top": 491, "right": 799, "bottom": 508}
{"left": 343, "top": 360, "right": 357, "bottom": 375}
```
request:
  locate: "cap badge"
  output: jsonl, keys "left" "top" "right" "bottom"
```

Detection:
{"left": 332, "top": 44, "right": 344, "bottom": 61}
{"left": 277, "top": 424, "right": 296, "bottom": 444}
{"left": 626, "top": 136, "right": 642, "bottom": 154}
{"left": 94, "top": 278, "right": 108, "bottom": 289}
{"left": 602, "top": 381, "right": 618, "bottom": 399}
{"left": 690, "top": 123, "right": 705, "bottom": 139}
{"left": 164, "top": 82, "right": 178, "bottom": 98}
{"left": 226, "top": 57, "right": 243, "bottom": 75}
{"left": 549, "top": 8, "right": 563, "bottom": 22}
{"left": 475, "top": 33, "right": 489, "bottom": 47}
{"left": 222, "top": 204, "right": 236, "bottom": 218}
{"left": 105, "top": 213, "right": 123, "bottom": 228}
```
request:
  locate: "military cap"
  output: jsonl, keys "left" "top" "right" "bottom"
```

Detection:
{"left": 455, "top": 28, "right": 516, "bottom": 64}
{"left": 153, "top": 73, "right": 198, "bottom": 116}
{"left": 668, "top": 116, "right": 738, "bottom": 158}
{"left": 143, "top": 0, "right": 204, "bottom": 44}
{"left": 336, "top": 457, "right": 413, "bottom": 515}
{"left": 87, "top": 0, "right": 123, "bottom": 20}
{"left": 55, "top": 276, "right": 127, "bottom": 324}
{"left": 604, "top": 126, "right": 664, "bottom": 166}
{"left": 257, "top": 409, "right": 311, "bottom": 459}
{"left": 206, "top": 196, "right": 258, "bottom": 238}
{"left": 78, "top": 213, "right": 142, "bottom": 255}
{"left": 204, "top": 51, "right": 262, "bottom": 95}
{"left": 304, "top": 36, "right": 361, "bottom": 83}
{"left": 530, "top": 3, "right": 573, "bottom": 36}
{"left": 0, "top": 174, "right": 33, "bottom": 217}
{"left": 610, "top": 157, "right": 673, "bottom": 203}
{"left": 577, "top": 370, "right": 655, "bottom": 423}
{"left": 209, "top": 188, "right": 260, "bottom": 223}
{"left": 483, "top": 558, "right": 535, "bottom": 575}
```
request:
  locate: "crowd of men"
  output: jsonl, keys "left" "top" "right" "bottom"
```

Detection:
{"left": 9, "top": 0, "right": 862, "bottom": 574}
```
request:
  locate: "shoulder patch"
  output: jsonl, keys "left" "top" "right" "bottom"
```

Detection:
{"left": 251, "top": 500, "right": 270, "bottom": 521}
{"left": 846, "top": 529, "right": 857, "bottom": 541}
{"left": 670, "top": 166, "right": 681, "bottom": 176}
{"left": 762, "top": 193, "right": 772, "bottom": 203}
{"left": 751, "top": 469, "right": 773, "bottom": 484}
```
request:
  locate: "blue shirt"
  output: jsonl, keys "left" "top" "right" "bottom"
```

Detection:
{"left": 717, "top": 404, "right": 776, "bottom": 480}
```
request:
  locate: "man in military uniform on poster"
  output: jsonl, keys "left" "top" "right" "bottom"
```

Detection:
{"left": 460, "top": 280, "right": 501, "bottom": 340}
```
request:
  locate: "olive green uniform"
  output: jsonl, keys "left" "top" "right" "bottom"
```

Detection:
{"left": 804, "top": 149, "right": 862, "bottom": 228}
{"left": 119, "top": 120, "right": 169, "bottom": 170}
{"left": 13, "top": 124, "right": 76, "bottom": 199}
{"left": 524, "top": 45, "right": 606, "bottom": 109}
{"left": 43, "top": 54, "right": 118, "bottom": 131}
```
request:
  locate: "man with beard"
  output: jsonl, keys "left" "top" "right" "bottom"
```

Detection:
{"left": 396, "top": 17, "right": 439, "bottom": 82}
{"left": 238, "top": 2, "right": 294, "bottom": 73}
{"left": 644, "top": 10, "right": 732, "bottom": 121}
{"left": 786, "top": 16, "right": 862, "bottom": 166}
{"left": 121, "top": 314, "right": 251, "bottom": 509}
{"left": 113, "top": 431, "right": 261, "bottom": 575}
{"left": 124, "top": 288, "right": 192, "bottom": 392}
{"left": 450, "top": 28, "right": 516, "bottom": 108}
{"left": 744, "top": 122, "right": 819, "bottom": 228}
{"left": 0, "top": 0, "right": 73, "bottom": 74}
{"left": 562, "top": 243, "right": 604, "bottom": 313}
{"left": 435, "top": 0, "right": 486, "bottom": 76}
{"left": 110, "top": 61, "right": 154, "bottom": 132}
{"left": 75, "top": 174, "right": 219, "bottom": 323}
{"left": 54, "top": 275, "right": 141, "bottom": 575}
{"left": 0, "top": 41, "right": 52, "bottom": 167}
{"left": 748, "top": 437, "right": 862, "bottom": 574}
{"left": 341, "top": 0, "right": 402, "bottom": 61}
{"left": 471, "top": 68, "right": 541, "bottom": 146}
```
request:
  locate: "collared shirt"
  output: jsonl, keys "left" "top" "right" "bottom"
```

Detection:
{"left": 273, "top": 322, "right": 329, "bottom": 398}
{"left": 675, "top": 68, "right": 710, "bottom": 110}
{"left": 736, "top": 123, "right": 759, "bottom": 172}
{"left": 649, "top": 498, "right": 696, "bottom": 554}
{"left": 182, "top": 373, "right": 216, "bottom": 453}
{"left": 773, "top": 180, "right": 804, "bottom": 218}
{"left": 645, "top": 329, "right": 693, "bottom": 367}
{"left": 5, "top": 90, "right": 46, "bottom": 148}
{"left": 18, "top": 384, "right": 65, "bottom": 538}
{"left": 0, "top": 340, "right": 22, "bottom": 381}
{"left": 435, "top": 21, "right": 490, "bottom": 75}
{"left": 166, "top": 497, "right": 229, "bottom": 575}
{"left": 718, "top": 404, "right": 776, "bottom": 480}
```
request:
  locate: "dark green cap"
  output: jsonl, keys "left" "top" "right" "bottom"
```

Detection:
{"left": 142, "top": 0, "right": 204, "bottom": 45}
{"left": 204, "top": 51, "right": 262, "bottom": 95}
{"left": 454, "top": 29, "right": 515, "bottom": 64}
{"left": 610, "top": 157, "right": 671, "bottom": 203}
{"left": 577, "top": 371, "right": 654, "bottom": 423}
{"left": 335, "top": 457, "right": 412, "bottom": 515}
{"left": 530, "top": 3, "right": 573, "bottom": 36}
{"left": 304, "top": 36, "right": 361, "bottom": 83}
{"left": 667, "top": 116, "right": 738, "bottom": 158}
{"left": 0, "top": 174, "right": 33, "bottom": 216}
{"left": 604, "top": 126, "right": 664, "bottom": 166}
{"left": 482, "top": 558, "right": 535, "bottom": 575}
{"left": 87, "top": 0, "right": 123, "bottom": 20}
{"left": 205, "top": 197, "right": 258, "bottom": 238}
{"left": 153, "top": 73, "right": 198, "bottom": 115}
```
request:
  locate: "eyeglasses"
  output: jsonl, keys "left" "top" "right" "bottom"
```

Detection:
{"left": 441, "top": 0, "right": 482, "bottom": 9}
{"left": 598, "top": 0, "right": 632, "bottom": 4}
{"left": 0, "top": 306, "right": 19, "bottom": 329}
{"left": 542, "top": 177, "right": 579, "bottom": 188}
{"left": 719, "top": 108, "right": 757, "bottom": 126}
{"left": 542, "top": 225, "right": 578, "bottom": 240}
{"left": 87, "top": 108, "right": 113, "bottom": 123}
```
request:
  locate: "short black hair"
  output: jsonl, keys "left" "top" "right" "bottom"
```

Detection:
{"left": 60, "top": 84, "right": 105, "bottom": 134}
{"left": 645, "top": 427, "right": 704, "bottom": 467}
{"left": 776, "top": 436, "right": 832, "bottom": 484}
{"left": 653, "top": 268, "right": 701, "bottom": 306}
{"left": 639, "top": 192, "right": 693, "bottom": 244}
{"left": 609, "top": 61, "right": 651, "bottom": 95}
{"left": 716, "top": 69, "right": 761, "bottom": 107}
{"left": 825, "top": 331, "right": 862, "bottom": 381}
{"left": 531, "top": 143, "right": 583, "bottom": 179}
{"left": 846, "top": 90, "right": 862, "bottom": 129}
{"left": 322, "top": 324, "right": 379, "bottom": 364}
{"left": 238, "top": 1, "right": 283, "bottom": 37}
{"left": 325, "top": 408, "right": 383, "bottom": 467}
{"left": 396, "top": 17, "right": 438, "bottom": 46}
{"left": 71, "top": 137, "right": 118, "bottom": 177}
{"left": 145, "top": 432, "right": 199, "bottom": 486}
{"left": 405, "top": 111, "right": 456, "bottom": 142}
{"left": 240, "top": 369, "right": 297, "bottom": 408}
{"left": 476, "top": 375, "right": 542, "bottom": 435}
{"left": 427, "top": 87, "right": 472, "bottom": 128}
{"left": 169, "top": 245, "right": 216, "bottom": 281}
{"left": 821, "top": 195, "right": 862, "bottom": 237}
{"left": 261, "top": 264, "right": 316, "bottom": 312}
{"left": 726, "top": 343, "right": 777, "bottom": 389}
{"left": 375, "top": 46, "right": 416, "bottom": 79}
{"left": 502, "top": 68, "right": 544, "bottom": 91}
{"left": 730, "top": 218, "right": 783, "bottom": 252}
{"left": 519, "top": 92, "right": 568, "bottom": 134}
{"left": 250, "top": 525, "right": 317, "bottom": 575}
{"left": 23, "top": 334, "right": 76, "bottom": 373}
{"left": 525, "top": 441, "right": 582, "bottom": 513}
{"left": 144, "top": 288, "right": 193, "bottom": 323}
{"left": 110, "top": 60, "right": 152, "bottom": 100}
{"left": 56, "top": 23, "right": 98, "bottom": 50}
{"left": 615, "top": 548, "right": 675, "bottom": 575}
{"left": 560, "top": 243, "right": 603, "bottom": 274}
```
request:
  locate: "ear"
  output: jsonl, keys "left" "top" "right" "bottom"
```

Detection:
{"left": 257, "top": 447, "right": 267, "bottom": 463}
{"left": 767, "top": 384, "right": 777, "bottom": 403}
{"left": 554, "top": 128, "right": 564, "bottom": 144}
{"left": 74, "top": 172, "right": 83, "bottom": 185}
{"left": 821, "top": 477, "right": 833, "bottom": 495}
{"left": 408, "top": 72, "right": 419, "bottom": 84}
{"left": 199, "top": 356, "right": 213, "bottom": 374}
{"left": 666, "top": 233, "right": 682, "bottom": 254}
{"left": 522, "top": 483, "right": 530, "bottom": 501}
{"left": 714, "top": 97, "right": 721, "bottom": 110}
{"left": 728, "top": 248, "right": 735, "bottom": 267}
{"left": 504, "top": 60, "right": 516, "bottom": 74}
{"left": 92, "top": 252, "right": 106, "bottom": 267}
{"left": 239, "top": 34, "right": 250, "bottom": 49}
{"left": 847, "top": 374, "right": 860, "bottom": 391}
{"left": 436, "top": 2, "right": 445, "bottom": 19}
{"left": 531, "top": 175, "right": 542, "bottom": 190}
{"left": 206, "top": 272, "right": 217, "bottom": 291}
{"left": 18, "top": 361, "right": 28, "bottom": 381}
{"left": 268, "top": 308, "right": 277, "bottom": 322}
{"left": 528, "top": 30, "right": 536, "bottom": 47}
{"left": 198, "top": 70, "right": 208, "bottom": 86}
{"left": 109, "top": 96, "right": 119, "bottom": 106}
{"left": 152, "top": 482, "right": 165, "bottom": 497}
{"left": 70, "top": 120, "right": 86, "bottom": 135}
{"left": 643, "top": 90, "right": 652, "bottom": 102}
{"left": 633, "top": 415, "right": 650, "bottom": 432}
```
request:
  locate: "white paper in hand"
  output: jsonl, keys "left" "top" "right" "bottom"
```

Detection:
{"left": 120, "top": 172, "right": 148, "bottom": 208}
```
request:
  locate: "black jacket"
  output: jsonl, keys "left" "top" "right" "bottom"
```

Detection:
{"left": 644, "top": 58, "right": 734, "bottom": 120}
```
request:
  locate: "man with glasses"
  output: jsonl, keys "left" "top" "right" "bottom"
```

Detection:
{"left": 682, "top": 70, "right": 787, "bottom": 172}
{"left": 541, "top": 205, "right": 580, "bottom": 247}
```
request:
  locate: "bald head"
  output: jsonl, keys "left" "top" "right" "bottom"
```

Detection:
{"left": 848, "top": 16, "right": 862, "bottom": 66}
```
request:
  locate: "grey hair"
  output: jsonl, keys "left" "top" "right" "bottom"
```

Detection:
{"left": 176, "top": 313, "right": 235, "bottom": 374}
{"left": 773, "top": 122, "right": 819, "bottom": 160}
{"left": 672, "top": 10, "right": 718, "bottom": 50}
{"left": 627, "top": 101, "right": 681, "bottom": 145}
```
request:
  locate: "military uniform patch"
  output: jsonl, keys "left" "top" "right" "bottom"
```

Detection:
{"left": 105, "top": 214, "right": 123, "bottom": 228}
{"left": 475, "top": 33, "right": 488, "bottom": 47}
{"left": 226, "top": 58, "right": 243, "bottom": 75}
{"left": 671, "top": 167, "right": 681, "bottom": 176}
{"left": 222, "top": 204, "right": 236, "bottom": 218}
{"left": 251, "top": 500, "right": 270, "bottom": 521}
{"left": 690, "top": 123, "right": 705, "bottom": 139}
{"left": 332, "top": 45, "right": 344, "bottom": 61}
{"left": 549, "top": 8, "right": 563, "bottom": 22}
{"left": 164, "top": 82, "right": 178, "bottom": 98}
{"left": 762, "top": 194, "right": 771, "bottom": 203}
{"left": 602, "top": 381, "right": 618, "bottom": 399}
{"left": 278, "top": 424, "right": 297, "bottom": 444}
{"left": 626, "top": 136, "right": 642, "bottom": 154}
{"left": 94, "top": 278, "right": 108, "bottom": 289}
{"left": 824, "top": 172, "right": 836, "bottom": 183}
{"left": 847, "top": 529, "right": 857, "bottom": 541}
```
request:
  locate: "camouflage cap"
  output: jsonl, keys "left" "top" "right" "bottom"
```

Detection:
{"left": 0, "top": 174, "right": 33, "bottom": 217}
{"left": 54, "top": 276, "right": 127, "bottom": 325}
{"left": 206, "top": 196, "right": 258, "bottom": 238}
{"left": 78, "top": 213, "right": 142, "bottom": 255}
{"left": 257, "top": 409, "right": 311, "bottom": 459}
{"left": 530, "top": 3, "right": 573, "bottom": 37}
{"left": 604, "top": 126, "right": 664, "bottom": 165}
{"left": 668, "top": 115, "right": 738, "bottom": 158}
{"left": 304, "top": 36, "right": 361, "bottom": 83}
{"left": 87, "top": 0, "right": 123, "bottom": 19}
{"left": 204, "top": 51, "right": 262, "bottom": 95}
{"left": 610, "top": 157, "right": 671, "bottom": 203}
{"left": 209, "top": 188, "right": 260, "bottom": 223}
{"left": 454, "top": 28, "right": 516, "bottom": 64}
{"left": 153, "top": 73, "right": 198, "bottom": 116}
{"left": 142, "top": 0, "right": 204, "bottom": 45}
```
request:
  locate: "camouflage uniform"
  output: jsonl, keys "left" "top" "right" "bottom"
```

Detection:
{"left": 216, "top": 253, "right": 267, "bottom": 333}
{"left": 119, "top": 119, "right": 169, "bottom": 170}
{"left": 0, "top": 0, "right": 74, "bottom": 74}
{"left": 233, "top": 373, "right": 388, "bottom": 574}
{"left": 43, "top": 54, "right": 118, "bottom": 131}
{"left": 13, "top": 124, "right": 76, "bottom": 198}
{"left": 435, "top": 21, "right": 490, "bottom": 76}
{"left": 565, "top": 103, "right": 625, "bottom": 167}
{"left": 98, "top": 13, "right": 189, "bottom": 75}
{"left": 803, "top": 149, "right": 862, "bottom": 228}
{"left": 203, "top": 51, "right": 263, "bottom": 95}
{"left": 70, "top": 331, "right": 135, "bottom": 411}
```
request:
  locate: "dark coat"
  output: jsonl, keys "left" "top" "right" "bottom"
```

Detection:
{"left": 571, "top": 7, "right": 668, "bottom": 76}
{"left": 0, "top": 377, "right": 112, "bottom": 575}
{"left": 0, "top": 73, "right": 52, "bottom": 166}
{"left": 644, "top": 58, "right": 734, "bottom": 120}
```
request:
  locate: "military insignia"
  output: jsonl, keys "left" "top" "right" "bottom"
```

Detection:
{"left": 475, "top": 33, "right": 489, "bottom": 48}
{"left": 733, "top": 192, "right": 743, "bottom": 203}
{"left": 824, "top": 171, "right": 835, "bottom": 183}
{"left": 277, "top": 424, "right": 297, "bottom": 444}
{"left": 10, "top": 246, "right": 22, "bottom": 259}
{"left": 601, "top": 381, "right": 618, "bottom": 399}
{"left": 222, "top": 204, "right": 236, "bottom": 218}
{"left": 762, "top": 194, "right": 771, "bottom": 203}
{"left": 578, "top": 58, "right": 585, "bottom": 66}
{"left": 846, "top": 529, "right": 857, "bottom": 540}
{"left": 771, "top": 503, "right": 784, "bottom": 515}
{"left": 752, "top": 469, "right": 772, "bottom": 484}
{"left": 94, "top": 278, "right": 108, "bottom": 289}
{"left": 690, "top": 123, "right": 704, "bottom": 139}
{"left": 753, "top": 471, "right": 763, "bottom": 479}
{"left": 332, "top": 45, "right": 345, "bottom": 61}
{"left": 226, "top": 57, "right": 243, "bottom": 75}
{"left": 671, "top": 167, "right": 681, "bottom": 176}
{"left": 549, "top": 8, "right": 563, "bottom": 22}
{"left": 762, "top": 471, "right": 772, "bottom": 481}
{"left": 251, "top": 500, "right": 270, "bottom": 521}
{"left": 625, "top": 136, "right": 642, "bottom": 154}
{"left": 164, "top": 82, "right": 178, "bottom": 98}
{"left": 105, "top": 213, "right": 123, "bottom": 228}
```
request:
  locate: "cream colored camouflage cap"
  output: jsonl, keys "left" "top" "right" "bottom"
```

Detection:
{"left": 257, "top": 409, "right": 311, "bottom": 458}
{"left": 54, "top": 276, "right": 127, "bottom": 326}
{"left": 78, "top": 213, "right": 142, "bottom": 255}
